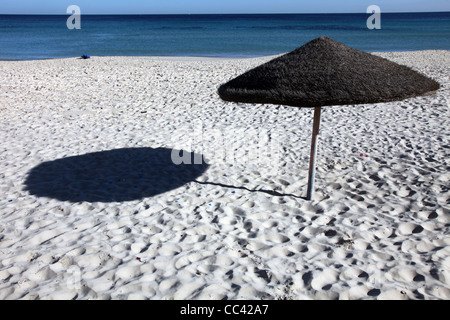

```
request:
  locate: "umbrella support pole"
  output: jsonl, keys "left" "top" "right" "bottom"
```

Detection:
{"left": 306, "top": 106, "right": 322, "bottom": 201}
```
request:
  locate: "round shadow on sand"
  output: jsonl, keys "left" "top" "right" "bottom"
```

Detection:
{"left": 24, "top": 147, "right": 208, "bottom": 203}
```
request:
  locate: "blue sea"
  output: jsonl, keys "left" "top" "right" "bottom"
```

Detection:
{"left": 0, "top": 12, "right": 449, "bottom": 60}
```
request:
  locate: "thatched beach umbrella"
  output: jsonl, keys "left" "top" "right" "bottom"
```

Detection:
{"left": 218, "top": 37, "right": 440, "bottom": 200}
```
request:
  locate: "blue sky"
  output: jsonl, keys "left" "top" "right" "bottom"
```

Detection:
{"left": 1, "top": 0, "right": 449, "bottom": 14}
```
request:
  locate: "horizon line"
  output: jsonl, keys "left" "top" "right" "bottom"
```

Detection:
{"left": 1, "top": 11, "right": 449, "bottom": 15}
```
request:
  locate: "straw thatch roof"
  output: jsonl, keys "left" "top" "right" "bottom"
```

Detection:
{"left": 218, "top": 37, "right": 440, "bottom": 107}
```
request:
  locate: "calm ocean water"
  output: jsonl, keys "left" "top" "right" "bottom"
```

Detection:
{"left": 0, "top": 13, "right": 449, "bottom": 60}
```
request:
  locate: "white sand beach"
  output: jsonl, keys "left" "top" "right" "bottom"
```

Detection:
{"left": 0, "top": 50, "right": 449, "bottom": 300}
